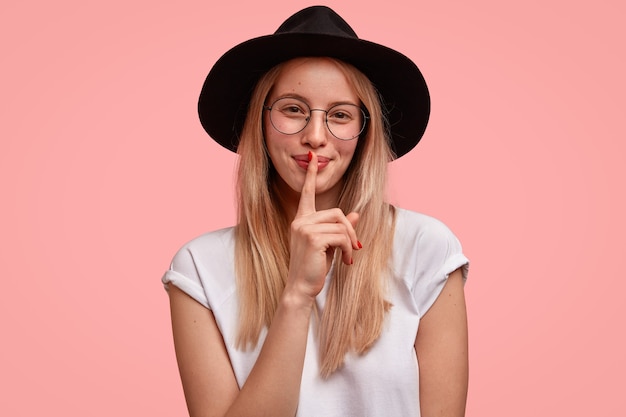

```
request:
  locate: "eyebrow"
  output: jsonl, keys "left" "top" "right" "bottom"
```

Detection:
{"left": 271, "top": 93, "right": 360, "bottom": 108}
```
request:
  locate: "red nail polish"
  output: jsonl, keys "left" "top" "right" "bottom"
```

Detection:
{"left": 308, "top": 151, "right": 313, "bottom": 161}
{"left": 357, "top": 241, "right": 363, "bottom": 249}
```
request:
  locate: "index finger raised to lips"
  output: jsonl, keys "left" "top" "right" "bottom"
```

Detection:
{"left": 296, "top": 151, "right": 318, "bottom": 216}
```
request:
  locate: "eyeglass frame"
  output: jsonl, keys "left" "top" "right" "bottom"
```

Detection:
{"left": 263, "top": 96, "right": 370, "bottom": 141}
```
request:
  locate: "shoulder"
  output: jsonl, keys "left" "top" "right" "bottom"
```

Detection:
{"left": 162, "top": 227, "right": 237, "bottom": 309}
{"left": 393, "top": 207, "right": 463, "bottom": 257}
{"left": 391, "top": 207, "right": 469, "bottom": 316}
{"left": 391, "top": 207, "right": 469, "bottom": 291}
{"left": 170, "top": 227, "right": 235, "bottom": 268}
{"left": 168, "top": 226, "right": 236, "bottom": 281}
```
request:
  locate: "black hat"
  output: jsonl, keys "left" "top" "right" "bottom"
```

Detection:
{"left": 198, "top": 5, "right": 430, "bottom": 159}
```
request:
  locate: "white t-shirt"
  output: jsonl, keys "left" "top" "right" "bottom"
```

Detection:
{"left": 162, "top": 207, "right": 469, "bottom": 416}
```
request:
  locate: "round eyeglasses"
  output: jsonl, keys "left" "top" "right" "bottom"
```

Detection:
{"left": 264, "top": 97, "right": 368, "bottom": 141}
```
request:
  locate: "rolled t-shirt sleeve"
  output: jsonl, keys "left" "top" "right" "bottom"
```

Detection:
{"left": 162, "top": 246, "right": 210, "bottom": 309}
{"left": 161, "top": 227, "right": 237, "bottom": 312}
{"left": 395, "top": 209, "right": 469, "bottom": 318}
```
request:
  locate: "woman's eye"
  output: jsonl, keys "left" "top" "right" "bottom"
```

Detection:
{"left": 329, "top": 110, "right": 353, "bottom": 121}
{"left": 280, "top": 104, "right": 306, "bottom": 116}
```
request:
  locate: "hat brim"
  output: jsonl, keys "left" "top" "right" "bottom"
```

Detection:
{"left": 198, "top": 32, "right": 430, "bottom": 159}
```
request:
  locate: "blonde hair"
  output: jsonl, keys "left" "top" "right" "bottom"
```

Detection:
{"left": 234, "top": 58, "right": 396, "bottom": 377}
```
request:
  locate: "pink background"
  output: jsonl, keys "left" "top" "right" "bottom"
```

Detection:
{"left": 1, "top": 0, "right": 624, "bottom": 415}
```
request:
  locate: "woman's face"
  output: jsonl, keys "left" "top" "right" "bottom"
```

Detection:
{"left": 264, "top": 57, "right": 360, "bottom": 206}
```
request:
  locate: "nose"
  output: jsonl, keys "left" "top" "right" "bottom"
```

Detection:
{"left": 301, "top": 110, "right": 328, "bottom": 148}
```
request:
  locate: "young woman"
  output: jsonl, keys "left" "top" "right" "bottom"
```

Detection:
{"left": 163, "top": 6, "right": 469, "bottom": 417}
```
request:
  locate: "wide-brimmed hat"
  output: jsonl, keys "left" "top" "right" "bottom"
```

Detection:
{"left": 198, "top": 5, "right": 430, "bottom": 159}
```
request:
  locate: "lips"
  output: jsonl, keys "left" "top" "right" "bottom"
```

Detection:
{"left": 293, "top": 154, "right": 330, "bottom": 170}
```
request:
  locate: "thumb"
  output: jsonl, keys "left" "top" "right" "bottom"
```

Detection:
{"left": 346, "top": 212, "right": 360, "bottom": 229}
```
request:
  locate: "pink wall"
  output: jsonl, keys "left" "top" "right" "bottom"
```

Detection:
{"left": 1, "top": 0, "right": 624, "bottom": 415}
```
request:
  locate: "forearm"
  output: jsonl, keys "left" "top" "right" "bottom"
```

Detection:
{"left": 224, "top": 285, "right": 314, "bottom": 417}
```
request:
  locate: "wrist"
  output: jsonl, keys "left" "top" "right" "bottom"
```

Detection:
{"left": 280, "top": 283, "right": 316, "bottom": 313}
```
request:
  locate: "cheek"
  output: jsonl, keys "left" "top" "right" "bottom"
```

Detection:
{"left": 264, "top": 135, "right": 292, "bottom": 176}
{"left": 262, "top": 113, "right": 270, "bottom": 140}
{"left": 264, "top": 134, "right": 283, "bottom": 163}
{"left": 263, "top": 122, "right": 278, "bottom": 157}
{"left": 337, "top": 140, "right": 358, "bottom": 161}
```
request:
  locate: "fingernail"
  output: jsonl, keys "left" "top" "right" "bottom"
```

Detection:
{"left": 308, "top": 151, "right": 313, "bottom": 161}
{"left": 357, "top": 241, "right": 363, "bottom": 249}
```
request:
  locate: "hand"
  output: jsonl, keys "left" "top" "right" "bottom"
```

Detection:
{"left": 287, "top": 151, "right": 361, "bottom": 299}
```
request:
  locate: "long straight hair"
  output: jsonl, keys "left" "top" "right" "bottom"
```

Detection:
{"left": 234, "top": 58, "right": 396, "bottom": 377}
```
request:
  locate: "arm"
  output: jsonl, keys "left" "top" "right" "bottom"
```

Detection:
{"left": 414, "top": 268, "right": 468, "bottom": 417}
{"left": 169, "top": 282, "right": 315, "bottom": 417}
{"left": 168, "top": 285, "right": 238, "bottom": 417}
